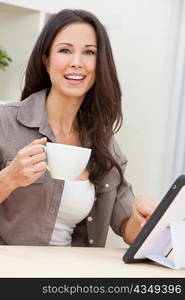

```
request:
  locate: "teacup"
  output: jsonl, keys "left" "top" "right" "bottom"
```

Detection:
{"left": 43, "top": 142, "right": 91, "bottom": 181}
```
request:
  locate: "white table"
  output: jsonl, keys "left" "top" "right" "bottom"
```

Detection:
{"left": 0, "top": 246, "right": 184, "bottom": 278}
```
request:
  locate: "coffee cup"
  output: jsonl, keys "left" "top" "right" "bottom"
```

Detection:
{"left": 43, "top": 142, "right": 91, "bottom": 181}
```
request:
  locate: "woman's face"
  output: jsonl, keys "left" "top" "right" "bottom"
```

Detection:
{"left": 44, "top": 22, "right": 97, "bottom": 99}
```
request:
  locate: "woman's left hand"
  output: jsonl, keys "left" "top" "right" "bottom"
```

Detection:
{"left": 132, "top": 195, "right": 158, "bottom": 228}
{"left": 121, "top": 195, "right": 158, "bottom": 244}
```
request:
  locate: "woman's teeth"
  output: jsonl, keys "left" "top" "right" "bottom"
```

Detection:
{"left": 64, "top": 75, "right": 85, "bottom": 80}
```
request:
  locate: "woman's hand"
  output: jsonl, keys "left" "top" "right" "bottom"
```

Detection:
{"left": 132, "top": 195, "right": 158, "bottom": 228}
{"left": 5, "top": 137, "right": 47, "bottom": 189}
{"left": 121, "top": 195, "right": 158, "bottom": 245}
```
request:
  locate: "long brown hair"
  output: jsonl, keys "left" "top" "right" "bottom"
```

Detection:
{"left": 21, "top": 9, "right": 123, "bottom": 187}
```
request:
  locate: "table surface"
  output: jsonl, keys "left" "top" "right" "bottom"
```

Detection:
{"left": 0, "top": 246, "right": 184, "bottom": 278}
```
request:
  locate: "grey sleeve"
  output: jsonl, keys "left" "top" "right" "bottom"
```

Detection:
{"left": 0, "top": 105, "right": 8, "bottom": 169}
{"left": 110, "top": 137, "right": 134, "bottom": 236}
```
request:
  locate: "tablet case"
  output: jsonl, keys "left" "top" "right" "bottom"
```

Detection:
{"left": 123, "top": 175, "right": 185, "bottom": 264}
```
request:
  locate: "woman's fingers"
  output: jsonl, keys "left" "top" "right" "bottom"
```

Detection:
{"left": 29, "top": 137, "right": 47, "bottom": 146}
{"left": 135, "top": 195, "right": 158, "bottom": 216}
{"left": 133, "top": 195, "right": 158, "bottom": 227}
{"left": 32, "top": 161, "right": 47, "bottom": 173}
{"left": 134, "top": 209, "right": 146, "bottom": 226}
{"left": 17, "top": 161, "right": 47, "bottom": 184}
{"left": 26, "top": 152, "right": 47, "bottom": 166}
{"left": 19, "top": 144, "right": 45, "bottom": 158}
{"left": 20, "top": 137, "right": 47, "bottom": 154}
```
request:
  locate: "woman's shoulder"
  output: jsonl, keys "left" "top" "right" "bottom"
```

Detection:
{"left": 109, "top": 136, "right": 128, "bottom": 164}
{"left": 0, "top": 102, "right": 21, "bottom": 107}
{"left": 0, "top": 103, "right": 21, "bottom": 140}
{"left": 0, "top": 101, "right": 22, "bottom": 120}
{"left": 0, "top": 89, "right": 47, "bottom": 115}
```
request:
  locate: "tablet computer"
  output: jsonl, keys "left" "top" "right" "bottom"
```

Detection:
{"left": 122, "top": 175, "right": 185, "bottom": 263}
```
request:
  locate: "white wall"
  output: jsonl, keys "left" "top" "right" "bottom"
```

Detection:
{"left": 0, "top": 0, "right": 182, "bottom": 247}
{"left": 0, "top": 4, "right": 41, "bottom": 101}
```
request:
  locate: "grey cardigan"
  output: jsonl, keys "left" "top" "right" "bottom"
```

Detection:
{"left": 0, "top": 89, "right": 134, "bottom": 246}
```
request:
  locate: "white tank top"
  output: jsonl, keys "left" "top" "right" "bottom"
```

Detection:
{"left": 49, "top": 180, "right": 95, "bottom": 246}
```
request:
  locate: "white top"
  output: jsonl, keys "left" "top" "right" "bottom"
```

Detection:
{"left": 49, "top": 180, "right": 95, "bottom": 246}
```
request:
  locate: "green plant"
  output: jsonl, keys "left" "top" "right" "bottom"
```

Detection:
{"left": 0, "top": 48, "right": 12, "bottom": 71}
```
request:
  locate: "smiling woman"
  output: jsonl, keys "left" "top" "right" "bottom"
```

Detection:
{"left": 0, "top": 8, "right": 157, "bottom": 247}
{"left": 21, "top": 9, "right": 124, "bottom": 186}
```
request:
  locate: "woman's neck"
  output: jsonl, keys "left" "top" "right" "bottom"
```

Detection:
{"left": 46, "top": 89, "right": 83, "bottom": 137}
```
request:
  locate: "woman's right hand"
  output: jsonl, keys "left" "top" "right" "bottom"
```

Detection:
{"left": 5, "top": 137, "right": 47, "bottom": 189}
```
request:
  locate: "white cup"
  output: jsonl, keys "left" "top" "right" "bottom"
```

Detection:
{"left": 43, "top": 142, "right": 91, "bottom": 181}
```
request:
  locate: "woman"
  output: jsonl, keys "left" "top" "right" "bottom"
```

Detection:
{"left": 0, "top": 9, "right": 157, "bottom": 246}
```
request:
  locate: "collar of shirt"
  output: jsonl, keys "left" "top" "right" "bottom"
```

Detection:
{"left": 16, "top": 89, "right": 91, "bottom": 148}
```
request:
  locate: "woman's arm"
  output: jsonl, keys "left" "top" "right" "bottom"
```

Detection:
{"left": 0, "top": 167, "right": 17, "bottom": 204}
{"left": 120, "top": 195, "right": 158, "bottom": 245}
{"left": 0, "top": 137, "right": 47, "bottom": 204}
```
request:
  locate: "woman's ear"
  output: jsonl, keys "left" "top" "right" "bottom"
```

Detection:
{"left": 42, "top": 54, "right": 50, "bottom": 73}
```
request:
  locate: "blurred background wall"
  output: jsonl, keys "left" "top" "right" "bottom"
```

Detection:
{"left": 0, "top": 0, "right": 184, "bottom": 247}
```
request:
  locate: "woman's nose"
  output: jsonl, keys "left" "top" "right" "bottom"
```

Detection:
{"left": 70, "top": 53, "right": 83, "bottom": 68}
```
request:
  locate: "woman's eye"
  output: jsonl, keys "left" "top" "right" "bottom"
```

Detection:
{"left": 59, "top": 48, "right": 71, "bottom": 54}
{"left": 84, "top": 50, "right": 96, "bottom": 55}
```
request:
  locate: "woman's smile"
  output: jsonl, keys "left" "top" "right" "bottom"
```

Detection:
{"left": 64, "top": 72, "right": 87, "bottom": 86}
